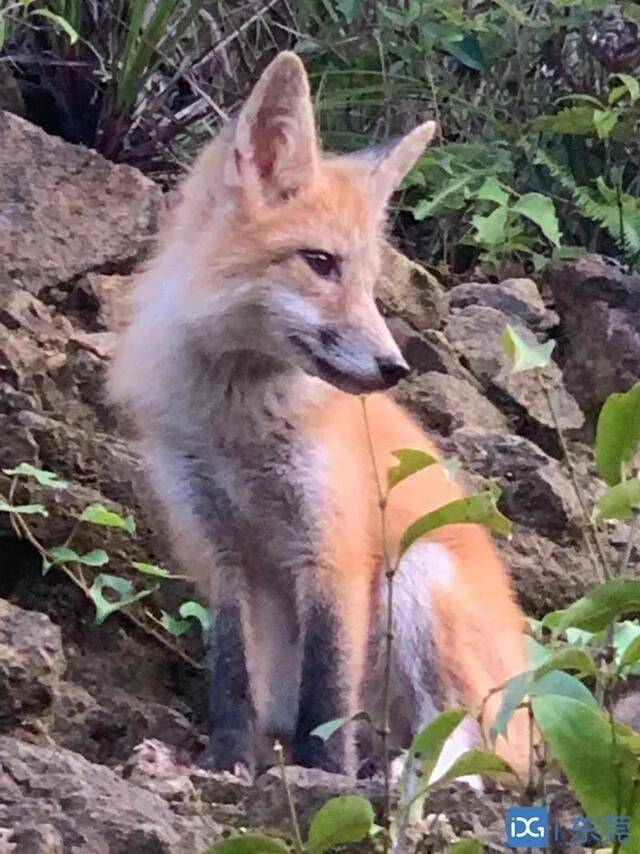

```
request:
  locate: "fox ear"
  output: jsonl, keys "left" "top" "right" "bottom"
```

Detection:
{"left": 369, "top": 121, "right": 437, "bottom": 203}
{"left": 229, "top": 52, "right": 318, "bottom": 204}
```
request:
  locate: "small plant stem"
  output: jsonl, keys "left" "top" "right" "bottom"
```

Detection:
{"left": 619, "top": 510, "right": 639, "bottom": 578}
{"left": 361, "top": 397, "right": 397, "bottom": 837}
{"left": 539, "top": 378, "right": 609, "bottom": 582}
{"left": 274, "top": 740, "right": 304, "bottom": 854}
{"left": 5, "top": 487, "right": 202, "bottom": 670}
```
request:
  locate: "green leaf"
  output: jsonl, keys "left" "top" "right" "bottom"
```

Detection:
{"left": 0, "top": 498, "right": 48, "bottom": 516}
{"left": 132, "top": 561, "right": 171, "bottom": 578}
{"left": 553, "top": 580, "right": 640, "bottom": 634}
{"left": 431, "top": 748, "right": 514, "bottom": 786}
{"left": 407, "top": 709, "right": 469, "bottom": 785}
{"left": 29, "top": 8, "right": 78, "bottom": 43}
{"left": 311, "top": 712, "right": 370, "bottom": 742}
{"left": 594, "top": 478, "right": 640, "bottom": 521}
{"left": 3, "top": 463, "right": 68, "bottom": 489}
{"left": 592, "top": 108, "right": 619, "bottom": 139}
{"left": 387, "top": 449, "right": 437, "bottom": 491}
{"left": 307, "top": 795, "right": 374, "bottom": 853}
{"left": 595, "top": 385, "right": 640, "bottom": 486}
{"left": 400, "top": 482, "right": 510, "bottom": 556}
{"left": 442, "top": 33, "right": 485, "bottom": 71}
{"left": 208, "top": 834, "right": 290, "bottom": 853}
{"left": 512, "top": 192, "right": 562, "bottom": 246}
{"left": 538, "top": 106, "right": 596, "bottom": 134}
{"left": 159, "top": 611, "right": 192, "bottom": 637}
{"left": 534, "top": 647, "right": 598, "bottom": 681}
{"left": 441, "top": 457, "right": 462, "bottom": 480}
{"left": 48, "top": 547, "right": 109, "bottom": 567}
{"left": 610, "top": 73, "right": 640, "bottom": 104}
{"left": 179, "top": 601, "right": 210, "bottom": 633}
{"left": 89, "top": 574, "right": 156, "bottom": 625}
{"left": 530, "top": 671, "right": 599, "bottom": 710}
{"left": 449, "top": 840, "right": 483, "bottom": 854}
{"left": 0, "top": 13, "right": 5, "bottom": 50}
{"left": 533, "top": 695, "right": 640, "bottom": 845}
{"left": 472, "top": 205, "right": 508, "bottom": 245}
{"left": 80, "top": 504, "right": 136, "bottom": 534}
{"left": 475, "top": 176, "right": 510, "bottom": 207}
{"left": 501, "top": 324, "right": 556, "bottom": 373}
{"left": 620, "top": 634, "right": 640, "bottom": 671}
{"left": 490, "top": 672, "right": 531, "bottom": 739}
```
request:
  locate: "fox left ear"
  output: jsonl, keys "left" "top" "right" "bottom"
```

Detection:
{"left": 369, "top": 121, "right": 438, "bottom": 204}
{"left": 229, "top": 52, "right": 319, "bottom": 205}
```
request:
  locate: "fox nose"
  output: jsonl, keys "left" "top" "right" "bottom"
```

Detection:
{"left": 376, "top": 357, "right": 410, "bottom": 389}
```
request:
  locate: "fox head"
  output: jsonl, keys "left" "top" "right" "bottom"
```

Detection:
{"left": 174, "top": 52, "right": 436, "bottom": 395}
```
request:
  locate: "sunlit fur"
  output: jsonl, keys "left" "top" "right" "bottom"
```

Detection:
{"left": 110, "top": 52, "right": 530, "bottom": 778}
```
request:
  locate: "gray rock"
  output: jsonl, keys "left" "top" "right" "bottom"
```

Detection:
{"left": 0, "top": 736, "right": 221, "bottom": 852}
{"left": 387, "top": 316, "right": 473, "bottom": 381}
{"left": 0, "top": 111, "right": 162, "bottom": 296}
{"left": 449, "top": 277, "right": 558, "bottom": 331}
{"left": 440, "top": 427, "right": 581, "bottom": 541}
{"left": 547, "top": 254, "right": 640, "bottom": 415}
{"left": 0, "top": 600, "right": 65, "bottom": 728}
{"left": 377, "top": 244, "right": 448, "bottom": 331}
{"left": 248, "top": 765, "right": 384, "bottom": 834}
{"left": 445, "top": 305, "right": 584, "bottom": 431}
{"left": 397, "top": 372, "right": 507, "bottom": 436}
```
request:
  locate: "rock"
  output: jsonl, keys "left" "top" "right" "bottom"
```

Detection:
{"left": 499, "top": 525, "right": 598, "bottom": 616}
{"left": 0, "top": 111, "right": 162, "bottom": 297}
{"left": 397, "top": 372, "right": 507, "bottom": 436}
{"left": 0, "top": 600, "right": 65, "bottom": 729}
{"left": 445, "top": 305, "right": 584, "bottom": 432}
{"left": 440, "top": 428, "right": 581, "bottom": 541}
{"left": 61, "top": 273, "right": 133, "bottom": 333}
{"left": 547, "top": 254, "right": 640, "bottom": 415}
{"left": 248, "top": 766, "right": 384, "bottom": 833}
{"left": 0, "top": 736, "right": 221, "bottom": 852}
{"left": 449, "top": 278, "right": 558, "bottom": 331}
{"left": 387, "top": 317, "right": 473, "bottom": 381}
{"left": 377, "top": 244, "right": 448, "bottom": 331}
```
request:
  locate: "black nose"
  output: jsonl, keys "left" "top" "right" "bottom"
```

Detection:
{"left": 376, "top": 357, "right": 410, "bottom": 389}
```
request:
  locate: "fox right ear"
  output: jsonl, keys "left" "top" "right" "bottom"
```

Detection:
{"left": 227, "top": 52, "right": 319, "bottom": 207}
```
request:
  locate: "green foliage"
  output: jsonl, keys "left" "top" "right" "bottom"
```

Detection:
{"left": 306, "top": 796, "right": 374, "bottom": 852}
{"left": 1, "top": 461, "right": 209, "bottom": 646}
{"left": 595, "top": 384, "right": 640, "bottom": 486}
{"left": 501, "top": 325, "right": 556, "bottom": 373}
{"left": 208, "top": 834, "right": 290, "bottom": 853}
{"left": 400, "top": 481, "right": 510, "bottom": 555}
{"left": 387, "top": 449, "right": 437, "bottom": 491}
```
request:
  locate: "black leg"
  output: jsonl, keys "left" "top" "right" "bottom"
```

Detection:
{"left": 292, "top": 600, "right": 349, "bottom": 773}
{"left": 200, "top": 601, "right": 256, "bottom": 775}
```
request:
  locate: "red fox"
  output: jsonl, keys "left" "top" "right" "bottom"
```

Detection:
{"left": 110, "top": 52, "right": 529, "bottom": 780}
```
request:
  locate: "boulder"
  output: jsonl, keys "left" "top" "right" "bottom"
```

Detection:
{"left": 547, "top": 254, "right": 640, "bottom": 415}
{"left": 440, "top": 428, "right": 582, "bottom": 542}
{"left": 0, "top": 736, "right": 221, "bottom": 852}
{"left": 445, "top": 305, "right": 584, "bottom": 432}
{"left": 0, "top": 111, "right": 162, "bottom": 297}
{"left": 449, "top": 277, "right": 558, "bottom": 332}
{"left": 397, "top": 372, "right": 507, "bottom": 436}
{"left": 377, "top": 244, "right": 448, "bottom": 331}
{"left": 0, "top": 600, "right": 66, "bottom": 728}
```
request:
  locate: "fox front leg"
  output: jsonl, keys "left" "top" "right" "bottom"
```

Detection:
{"left": 200, "top": 599, "right": 256, "bottom": 779}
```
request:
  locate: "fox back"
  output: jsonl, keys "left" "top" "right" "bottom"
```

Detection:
{"left": 110, "top": 52, "right": 529, "bottom": 780}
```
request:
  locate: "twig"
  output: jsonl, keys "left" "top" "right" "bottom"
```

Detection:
{"left": 274, "top": 740, "right": 304, "bottom": 854}
{"left": 538, "top": 378, "right": 609, "bottom": 583}
{"left": 360, "top": 397, "right": 397, "bottom": 842}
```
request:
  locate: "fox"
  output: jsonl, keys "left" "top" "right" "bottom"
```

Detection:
{"left": 110, "top": 51, "right": 530, "bottom": 781}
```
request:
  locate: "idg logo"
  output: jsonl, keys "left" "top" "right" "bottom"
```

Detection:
{"left": 506, "top": 806, "right": 549, "bottom": 848}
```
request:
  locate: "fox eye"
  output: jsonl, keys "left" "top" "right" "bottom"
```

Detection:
{"left": 298, "top": 249, "right": 340, "bottom": 280}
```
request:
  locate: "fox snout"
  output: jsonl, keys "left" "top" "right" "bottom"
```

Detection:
{"left": 289, "top": 323, "right": 409, "bottom": 394}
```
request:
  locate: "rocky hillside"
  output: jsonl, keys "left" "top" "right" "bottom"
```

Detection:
{"left": 1, "top": 109, "right": 639, "bottom": 851}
